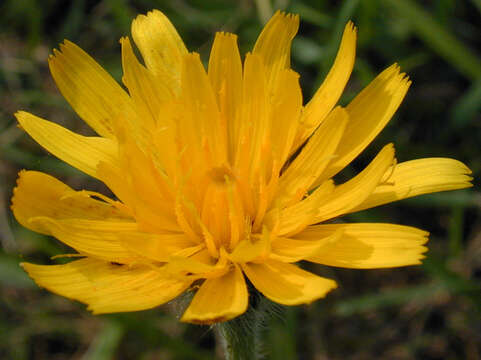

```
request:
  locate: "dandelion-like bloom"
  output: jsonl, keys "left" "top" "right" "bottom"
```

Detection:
{"left": 13, "top": 10, "right": 472, "bottom": 324}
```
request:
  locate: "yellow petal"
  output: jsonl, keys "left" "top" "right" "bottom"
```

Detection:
{"left": 267, "top": 180, "right": 334, "bottom": 237}
{"left": 22, "top": 258, "right": 191, "bottom": 314}
{"left": 165, "top": 248, "right": 231, "bottom": 281}
{"left": 117, "top": 140, "right": 179, "bottom": 233}
{"left": 229, "top": 228, "right": 271, "bottom": 263}
{"left": 234, "top": 53, "right": 268, "bottom": 181}
{"left": 313, "top": 143, "right": 396, "bottom": 223}
{"left": 230, "top": 53, "right": 272, "bottom": 221}
{"left": 132, "top": 200, "right": 182, "bottom": 234}
{"left": 277, "top": 106, "right": 348, "bottom": 207}
{"left": 351, "top": 158, "right": 473, "bottom": 213}
{"left": 166, "top": 250, "right": 218, "bottom": 276}
{"left": 131, "top": 9, "right": 187, "bottom": 91}
{"left": 270, "top": 229, "right": 343, "bottom": 263}
{"left": 253, "top": 10, "right": 299, "bottom": 89}
{"left": 15, "top": 111, "right": 118, "bottom": 179}
{"left": 151, "top": 102, "right": 180, "bottom": 178}
{"left": 321, "top": 64, "right": 411, "bottom": 180}
{"left": 120, "top": 37, "right": 172, "bottom": 128}
{"left": 12, "top": 170, "right": 130, "bottom": 235}
{"left": 294, "top": 22, "right": 357, "bottom": 149}
{"left": 27, "top": 217, "right": 137, "bottom": 262}
{"left": 48, "top": 40, "right": 133, "bottom": 138}
{"left": 269, "top": 69, "right": 303, "bottom": 166}
{"left": 121, "top": 232, "right": 197, "bottom": 262}
{"left": 180, "top": 52, "right": 227, "bottom": 167}
{"left": 96, "top": 160, "right": 135, "bottom": 209}
{"left": 181, "top": 265, "right": 248, "bottom": 324}
{"left": 299, "top": 223, "right": 429, "bottom": 268}
{"left": 95, "top": 139, "right": 178, "bottom": 235}
{"left": 97, "top": 158, "right": 178, "bottom": 235}
{"left": 242, "top": 260, "right": 337, "bottom": 305}
{"left": 208, "top": 32, "right": 243, "bottom": 162}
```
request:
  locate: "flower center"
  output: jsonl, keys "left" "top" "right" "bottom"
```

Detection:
{"left": 207, "top": 165, "right": 236, "bottom": 185}
{"left": 201, "top": 166, "right": 245, "bottom": 251}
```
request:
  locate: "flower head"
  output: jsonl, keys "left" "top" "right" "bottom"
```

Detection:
{"left": 13, "top": 10, "right": 472, "bottom": 324}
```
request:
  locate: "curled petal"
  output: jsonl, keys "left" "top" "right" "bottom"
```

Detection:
{"left": 12, "top": 171, "right": 129, "bottom": 235}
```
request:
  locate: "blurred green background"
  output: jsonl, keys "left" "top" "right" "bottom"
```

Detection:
{"left": 1, "top": 0, "right": 480, "bottom": 359}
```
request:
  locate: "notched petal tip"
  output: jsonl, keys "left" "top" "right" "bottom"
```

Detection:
{"left": 14, "top": 110, "right": 31, "bottom": 132}
{"left": 214, "top": 31, "right": 238, "bottom": 40}
{"left": 118, "top": 36, "right": 129, "bottom": 45}
{"left": 184, "top": 51, "right": 201, "bottom": 62}
{"left": 132, "top": 9, "right": 173, "bottom": 34}
{"left": 382, "top": 63, "right": 411, "bottom": 88}
{"left": 14, "top": 110, "right": 27, "bottom": 119}
{"left": 144, "top": 9, "right": 165, "bottom": 19}
{"left": 272, "top": 9, "right": 300, "bottom": 21}
{"left": 10, "top": 169, "right": 28, "bottom": 209}
{"left": 380, "top": 143, "right": 396, "bottom": 165}
{"left": 456, "top": 160, "right": 474, "bottom": 175}
{"left": 20, "top": 262, "right": 56, "bottom": 293}
{"left": 345, "top": 20, "right": 357, "bottom": 32}
{"left": 50, "top": 40, "right": 79, "bottom": 59}
{"left": 132, "top": 9, "right": 160, "bottom": 23}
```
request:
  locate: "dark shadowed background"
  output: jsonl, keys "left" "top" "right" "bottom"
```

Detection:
{"left": 1, "top": 0, "right": 480, "bottom": 359}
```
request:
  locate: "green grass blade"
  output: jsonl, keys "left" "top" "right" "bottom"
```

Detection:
{"left": 404, "top": 190, "right": 481, "bottom": 208}
{"left": 384, "top": 0, "right": 481, "bottom": 80}
{"left": 333, "top": 283, "right": 444, "bottom": 317}
{"left": 288, "top": 3, "right": 332, "bottom": 27}
{"left": 317, "top": 0, "right": 360, "bottom": 83}
{"left": 81, "top": 321, "right": 124, "bottom": 360}
{"left": 423, "top": 257, "right": 481, "bottom": 310}
{"left": 450, "top": 77, "right": 481, "bottom": 128}
{"left": 0, "top": 255, "right": 35, "bottom": 288}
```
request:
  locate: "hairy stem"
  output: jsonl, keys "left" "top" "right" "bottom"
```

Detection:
{"left": 215, "top": 291, "right": 281, "bottom": 360}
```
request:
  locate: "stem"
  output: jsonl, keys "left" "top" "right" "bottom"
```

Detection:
{"left": 215, "top": 291, "right": 281, "bottom": 360}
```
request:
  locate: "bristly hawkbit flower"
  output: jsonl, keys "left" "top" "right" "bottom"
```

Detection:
{"left": 13, "top": 10, "right": 472, "bottom": 324}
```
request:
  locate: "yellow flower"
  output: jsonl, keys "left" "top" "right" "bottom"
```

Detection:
{"left": 13, "top": 10, "right": 472, "bottom": 324}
